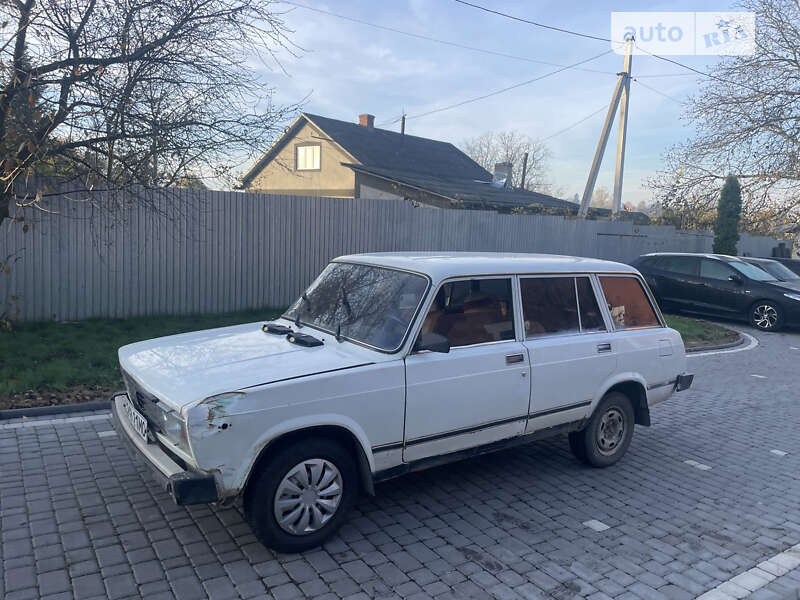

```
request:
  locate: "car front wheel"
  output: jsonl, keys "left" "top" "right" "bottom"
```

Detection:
{"left": 749, "top": 301, "right": 782, "bottom": 331}
{"left": 244, "top": 438, "right": 358, "bottom": 553}
{"left": 569, "top": 391, "right": 635, "bottom": 467}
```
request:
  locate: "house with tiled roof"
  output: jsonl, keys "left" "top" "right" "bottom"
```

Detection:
{"left": 240, "top": 112, "right": 646, "bottom": 221}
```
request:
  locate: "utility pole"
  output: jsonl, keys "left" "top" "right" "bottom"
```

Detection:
{"left": 611, "top": 40, "right": 633, "bottom": 219}
{"left": 400, "top": 113, "right": 406, "bottom": 135}
{"left": 520, "top": 151, "right": 529, "bottom": 190}
{"left": 578, "top": 35, "right": 634, "bottom": 219}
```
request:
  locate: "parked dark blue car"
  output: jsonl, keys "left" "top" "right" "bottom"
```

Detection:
{"left": 632, "top": 253, "right": 800, "bottom": 331}
{"left": 745, "top": 256, "right": 800, "bottom": 279}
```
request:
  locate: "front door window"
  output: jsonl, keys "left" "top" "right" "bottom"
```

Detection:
{"left": 700, "top": 259, "right": 735, "bottom": 281}
{"left": 420, "top": 278, "right": 515, "bottom": 347}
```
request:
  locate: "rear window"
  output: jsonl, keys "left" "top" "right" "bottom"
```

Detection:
{"left": 599, "top": 276, "right": 661, "bottom": 330}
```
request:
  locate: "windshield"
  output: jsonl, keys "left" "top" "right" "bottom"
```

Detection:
{"left": 283, "top": 262, "right": 428, "bottom": 352}
{"left": 730, "top": 261, "right": 777, "bottom": 281}
{"left": 756, "top": 261, "right": 800, "bottom": 281}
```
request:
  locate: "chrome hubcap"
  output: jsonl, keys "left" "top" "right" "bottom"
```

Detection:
{"left": 597, "top": 408, "right": 625, "bottom": 456}
{"left": 753, "top": 304, "right": 778, "bottom": 329}
{"left": 273, "top": 459, "right": 343, "bottom": 535}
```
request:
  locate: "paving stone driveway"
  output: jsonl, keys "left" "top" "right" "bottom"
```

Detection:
{"left": 2, "top": 325, "right": 800, "bottom": 600}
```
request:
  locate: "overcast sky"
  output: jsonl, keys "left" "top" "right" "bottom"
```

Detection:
{"left": 254, "top": 0, "right": 740, "bottom": 206}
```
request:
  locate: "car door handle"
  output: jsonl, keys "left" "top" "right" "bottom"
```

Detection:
{"left": 597, "top": 343, "right": 612, "bottom": 353}
{"left": 505, "top": 353, "right": 525, "bottom": 365}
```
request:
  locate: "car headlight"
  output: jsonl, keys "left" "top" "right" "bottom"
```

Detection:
{"left": 784, "top": 293, "right": 800, "bottom": 302}
{"left": 160, "top": 408, "right": 190, "bottom": 454}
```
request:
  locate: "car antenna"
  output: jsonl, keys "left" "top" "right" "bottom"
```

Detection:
{"left": 336, "top": 323, "right": 342, "bottom": 342}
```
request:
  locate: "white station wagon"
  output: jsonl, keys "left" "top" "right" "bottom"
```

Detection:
{"left": 112, "top": 253, "right": 693, "bottom": 551}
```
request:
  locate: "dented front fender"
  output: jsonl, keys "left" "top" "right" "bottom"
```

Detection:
{"left": 185, "top": 389, "right": 380, "bottom": 499}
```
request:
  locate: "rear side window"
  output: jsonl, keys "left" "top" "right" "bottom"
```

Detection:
{"left": 520, "top": 276, "right": 607, "bottom": 338}
{"left": 521, "top": 277, "right": 579, "bottom": 337}
{"left": 576, "top": 277, "right": 606, "bottom": 332}
{"left": 421, "top": 278, "right": 515, "bottom": 347}
{"left": 599, "top": 276, "right": 661, "bottom": 330}
{"left": 658, "top": 256, "right": 698, "bottom": 275}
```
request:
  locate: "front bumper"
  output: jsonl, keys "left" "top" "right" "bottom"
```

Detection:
{"left": 111, "top": 393, "right": 219, "bottom": 505}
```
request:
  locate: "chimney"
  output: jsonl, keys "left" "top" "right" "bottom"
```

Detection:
{"left": 492, "top": 162, "right": 513, "bottom": 188}
{"left": 359, "top": 113, "right": 375, "bottom": 129}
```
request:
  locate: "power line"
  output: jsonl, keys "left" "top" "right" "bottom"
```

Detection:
{"left": 452, "top": 0, "right": 771, "bottom": 96}
{"left": 539, "top": 105, "right": 608, "bottom": 141}
{"left": 636, "top": 72, "right": 697, "bottom": 79}
{"left": 632, "top": 79, "right": 685, "bottom": 105}
{"left": 452, "top": 0, "right": 613, "bottom": 43}
{"left": 280, "top": 1, "right": 618, "bottom": 76}
{"left": 632, "top": 41, "right": 765, "bottom": 95}
{"left": 378, "top": 49, "right": 613, "bottom": 126}
{"left": 283, "top": 0, "right": 700, "bottom": 84}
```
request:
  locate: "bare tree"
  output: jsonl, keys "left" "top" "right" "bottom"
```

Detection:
{"left": 0, "top": 0, "right": 300, "bottom": 220}
{"left": 648, "top": 0, "right": 800, "bottom": 235}
{"left": 462, "top": 131, "right": 551, "bottom": 192}
{"left": 590, "top": 186, "right": 611, "bottom": 209}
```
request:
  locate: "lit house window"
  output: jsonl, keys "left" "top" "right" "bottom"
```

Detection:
{"left": 296, "top": 144, "right": 321, "bottom": 170}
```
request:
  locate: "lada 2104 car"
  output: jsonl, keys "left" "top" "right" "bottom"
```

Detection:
{"left": 112, "top": 253, "right": 693, "bottom": 551}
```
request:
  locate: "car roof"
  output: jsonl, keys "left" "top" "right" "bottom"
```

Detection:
{"left": 639, "top": 252, "right": 746, "bottom": 263}
{"left": 741, "top": 256, "right": 778, "bottom": 264}
{"left": 333, "top": 252, "right": 637, "bottom": 282}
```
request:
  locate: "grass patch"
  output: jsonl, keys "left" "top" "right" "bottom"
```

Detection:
{"left": 0, "top": 307, "right": 283, "bottom": 399}
{"left": 664, "top": 314, "right": 739, "bottom": 349}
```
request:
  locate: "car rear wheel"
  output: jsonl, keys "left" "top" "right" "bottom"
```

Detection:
{"left": 244, "top": 439, "right": 358, "bottom": 553}
{"left": 569, "top": 391, "right": 635, "bottom": 467}
{"left": 749, "top": 301, "right": 782, "bottom": 331}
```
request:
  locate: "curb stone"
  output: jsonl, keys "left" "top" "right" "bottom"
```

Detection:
{"left": 0, "top": 400, "right": 111, "bottom": 420}
{"left": 685, "top": 332, "right": 744, "bottom": 353}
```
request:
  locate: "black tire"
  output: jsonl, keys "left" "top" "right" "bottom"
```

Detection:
{"left": 569, "top": 392, "right": 635, "bottom": 468}
{"left": 749, "top": 300, "right": 783, "bottom": 331}
{"left": 244, "top": 438, "right": 358, "bottom": 553}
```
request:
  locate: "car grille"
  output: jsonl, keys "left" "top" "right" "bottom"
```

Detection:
{"left": 121, "top": 370, "right": 165, "bottom": 434}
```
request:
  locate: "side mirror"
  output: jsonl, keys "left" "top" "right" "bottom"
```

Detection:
{"left": 414, "top": 332, "right": 450, "bottom": 354}
{"left": 729, "top": 274, "right": 743, "bottom": 284}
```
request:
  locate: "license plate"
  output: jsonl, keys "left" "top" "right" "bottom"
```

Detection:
{"left": 122, "top": 398, "right": 149, "bottom": 442}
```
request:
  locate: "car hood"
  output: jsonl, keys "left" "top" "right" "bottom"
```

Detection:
{"left": 118, "top": 320, "right": 383, "bottom": 412}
